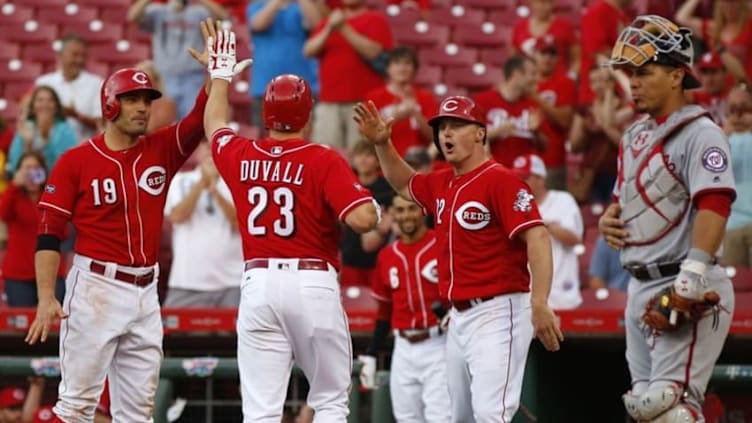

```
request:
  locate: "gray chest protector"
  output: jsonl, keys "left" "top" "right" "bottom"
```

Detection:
{"left": 619, "top": 106, "right": 709, "bottom": 246}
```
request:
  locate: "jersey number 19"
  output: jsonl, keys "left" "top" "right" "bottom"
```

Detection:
{"left": 248, "top": 186, "right": 295, "bottom": 237}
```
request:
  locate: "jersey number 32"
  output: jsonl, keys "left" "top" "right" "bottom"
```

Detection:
{"left": 247, "top": 186, "right": 295, "bottom": 237}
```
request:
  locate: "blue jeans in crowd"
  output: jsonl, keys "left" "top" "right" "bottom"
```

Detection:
{"left": 4, "top": 278, "right": 65, "bottom": 307}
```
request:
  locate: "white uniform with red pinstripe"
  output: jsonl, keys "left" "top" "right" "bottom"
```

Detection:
{"left": 408, "top": 160, "right": 543, "bottom": 422}
{"left": 36, "top": 88, "right": 207, "bottom": 423}
{"left": 614, "top": 106, "right": 735, "bottom": 421}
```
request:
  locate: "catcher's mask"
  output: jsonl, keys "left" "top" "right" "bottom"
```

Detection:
{"left": 608, "top": 15, "right": 701, "bottom": 89}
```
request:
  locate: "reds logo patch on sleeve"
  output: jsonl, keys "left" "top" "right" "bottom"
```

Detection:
{"left": 701, "top": 147, "right": 728, "bottom": 173}
{"left": 513, "top": 189, "right": 534, "bottom": 212}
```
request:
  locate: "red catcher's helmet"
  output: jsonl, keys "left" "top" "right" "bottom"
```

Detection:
{"left": 101, "top": 68, "right": 162, "bottom": 121}
{"left": 262, "top": 74, "right": 313, "bottom": 132}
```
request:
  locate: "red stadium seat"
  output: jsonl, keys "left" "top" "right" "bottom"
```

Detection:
{"left": 36, "top": 5, "right": 99, "bottom": 26}
{"left": 487, "top": 8, "right": 528, "bottom": 26}
{"left": 413, "top": 65, "right": 443, "bottom": 89}
{"left": 0, "top": 4, "right": 34, "bottom": 25}
{"left": 580, "top": 287, "right": 627, "bottom": 309}
{"left": 0, "top": 42, "right": 21, "bottom": 61}
{"left": 123, "top": 23, "right": 153, "bottom": 44}
{"left": 2, "top": 80, "right": 35, "bottom": 102}
{"left": 0, "top": 60, "right": 43, "bottom": 83}
{"left": 728, "top": 266, "right": 752, "bottom": 292}
{"left": 228, "top": 79, "right": 251, "bottom": 106}
{"left": 428, "top": 5, "right": 486, "bottom": 27}
{"left": 461, "top": 0, "right": 517, "bottom": 11}
{"left": 580, "top": 202, "right": 607, "bottom": 228}
{"left": 453, "top": 24, "right": 512, "bottom": 49}
{"left": 98, "top": 6, "right": 130, "bottom": 24}
{"left": 61, "top": 21, "right": 124, "bottom": 44}
{"left": 89, "top": 41, "right": 150, "bottom": 68}
{"left": 0, "top": 98, "right": 21, "bottom": 124}
{"left": 76, "top": 0, "right": 130, "bottom": 6}
{"left": 22, "top": 0, "right": 68, "bottom": 7}
{"left": 385, "top": 5, "right": 423, "bottom": 27}
{"left": 21, "top": 42, "right": 59, "bottom": 65}
{"left": 87, "top": 62, "right": 111, "bottom": 78}
{"left": 229, "top": 122, "right": 260, "bottom": 140}
{"left": 392, "top": 22, "right": 450, "bottom": 49}
{"left": 443, "top": 64, "right": 502, "bottom": 93}
{"left": 478, "top": 47, "right": 512, "bottom": 68}
{"left": 5, "top": 22, "right": 58, "bottom": 44}
{"left": 419, "top": 44, "right": 478, "bottom": 67}
{"left": 554, "top": 0, "right": 584, "bottom": 14}
{"left": 432, "top": 83, "right": 468, "bottom": 98}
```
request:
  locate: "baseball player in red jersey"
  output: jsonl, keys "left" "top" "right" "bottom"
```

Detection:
{"left": 354, "top": 96, "right": 563, "bottom": 422}
{"left": 360, "top": 194, "right": 450, "bottom": 422}
{"left": 599, "top": 16, "right": 736, "bottom": 422}
{"left": 22, "top": 20, "right": 229, "bottom": 422}
{"left": 201, "top": 24, "right": 379, "bottom": 421}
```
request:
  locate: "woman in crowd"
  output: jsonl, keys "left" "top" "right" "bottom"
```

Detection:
{"left": 0, "top": 152, "right": 66, "bottom": 306}
{"left": 6, "top": 86, "right": 77, "bottom": 175}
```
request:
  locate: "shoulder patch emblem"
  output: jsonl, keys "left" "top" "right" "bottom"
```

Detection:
{"left": 44, "top": 184, "right": 56, "bottom": 194}
{"left": 513, "top": 189, "right": 534, "bottom": 212}
{"left": 701, "top": 147, "right": 728, "bottom": 173}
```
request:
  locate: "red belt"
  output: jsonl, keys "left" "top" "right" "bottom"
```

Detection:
{"left": 89, "top": 262, "right": 154, "bottom": 287}
{"left": 451, "top": 296, "right": 497, "bottom": 312}
{"left": 244, "top": 258, "right": 330, "bottom": 272}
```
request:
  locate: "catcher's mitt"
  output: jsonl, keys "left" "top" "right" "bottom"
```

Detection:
{"left": 642, "top": 287, "right": 720, "bottom": 332}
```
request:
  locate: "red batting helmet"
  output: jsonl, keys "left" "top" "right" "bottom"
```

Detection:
{"left": 262, "top": 74, "right": 313, "bottom": 132}
{"left": 428, "top": 96, "right": 487, "bottom": 150}
{"left": 101, "top": 68, "right": 162, "bottom": 121}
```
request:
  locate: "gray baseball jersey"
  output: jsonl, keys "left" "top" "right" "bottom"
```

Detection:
{"left": 614, "top": 105, "right": 736, "bottom": 265}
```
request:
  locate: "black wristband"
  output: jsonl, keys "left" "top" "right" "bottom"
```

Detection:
{"left": 366, "top": 319, "right": 391, "bottom": 356}
{"left": 36, "top": 234, "right": 61, "bottom": 252}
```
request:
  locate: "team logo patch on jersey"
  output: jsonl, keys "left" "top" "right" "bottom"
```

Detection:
{"left": 701, "top": 147, "right": 728, "bottom": 173}
{"left": 271, "top": 146, "right": 283, "bottom": 155}
{"left": 44, "top": 184, "right": 56, "bottom": 194}
{"left": 216, "top": 134, "right": 232, "bottom": 154}
{"left": 513, "top": 189, "right": 534, "bottom": 212}
{"left": 420, "top": 259, "right": 438, "bottom": 283}
{"left": 138, "top": 165, "right": 167, "bottom": 196}
{"left": 454, "top": 201, "right": 491, "bottom": 230}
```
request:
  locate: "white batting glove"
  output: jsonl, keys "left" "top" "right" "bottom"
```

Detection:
{"left": 357, "top": 355, "right": 377, "bottom": 390}
{"left": 672, "top": 259, "right": 706, "bottom": 301}
{"left": 207, "top": 29, "right": 253, "bottom": 82}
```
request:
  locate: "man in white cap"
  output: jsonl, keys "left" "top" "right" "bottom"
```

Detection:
{"left": 513, "top": 153, "right": 584, "bottom": 309}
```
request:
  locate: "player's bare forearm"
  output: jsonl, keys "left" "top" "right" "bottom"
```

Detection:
{"left": 303, "top": 27, "right": 331, "bottom": 57}
{"left": 205, "top": 79, "right": 230, "bottom": 141}
{"left": 545, "top": 222, "right": 581, "bottom": 247}
{"left": 690, "top": 209, "right": 728, "bottom": 258}
{"left": 35, "top": 250, "right": 61, "bottom": 302}
{"left": 522, "top": 225, "right": 554, "bottom": 305}
{"left": 126, "top": 0, "right": 150, "bottom": 23}
{"left": 374, "top": 143, "right": 416, "bottom": 200}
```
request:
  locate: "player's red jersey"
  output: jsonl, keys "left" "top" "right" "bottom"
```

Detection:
{"left": 537, "top": 74, "right": 577, "bottom": 169}
{"left": 210, "top": 128, "right": 374, "bottom": 269}
{"left": 372, "top": 230, "right": 441, "bottom": 330}
{"left": 366, "top": 85, "right": 438, "bottom": 158}
{"left": 37, "top": 90, "right": 207, "bottom": 266}
{"left": 473, "top": 89, "right": 541, "bottom": 167}
{"left": 408, "top": 160, "right": 544, "bottom": 301}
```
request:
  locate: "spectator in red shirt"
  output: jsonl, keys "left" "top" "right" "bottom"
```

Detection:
{"left": 365, "top": 46, "right": 437, "bottom": 158}
{"left": 0, "top": 152, "right": 66, "bottom": 306}
{"left": 578, "top": 0, "right": 631, "bottom": 105}
{"left": 569, "top": 66, "right": 634, "bottom": 203}
{"left": 690, "top": 51, "right": 731, "bottom": 125}
{"left": 303, "top": 0, "right": 394, "bottom": 150}
{"left": 474, "top": 55, "right": 546, "bottom": 167}
{"left": 531, "top": 35, "right": 576, "bottom": 189}
{"left": 676, "top": 0, "right": 752, "bottom": 81}
{"left": 512, "top": 0, "right": 579, "bottom": 78}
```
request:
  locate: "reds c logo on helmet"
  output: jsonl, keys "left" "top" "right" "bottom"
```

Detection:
{"left": 101, "top": 68, "right": 162, "bottom": 121}
{"left": 427, "top": 96, "right": 487, "bottom": 152}
{"left": 262, "top": 74, "right": 313, "bottom": 132}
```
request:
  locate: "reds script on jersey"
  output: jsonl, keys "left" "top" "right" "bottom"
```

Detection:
{"left": 38, "top": 91, "right": 208, "bottom": 265}
{"left": 408, "top": 160, "right": 544, "bottom": 301}
{"left": 373, "top": 230, "right": 441, "bottom": 329}
{"left": 210, "top": 128, "right": 373, "bottom": 263}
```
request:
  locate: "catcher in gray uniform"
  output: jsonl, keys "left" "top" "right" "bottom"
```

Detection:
{"left": 598, "top": 15, "right": 736, "bottom": 423}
